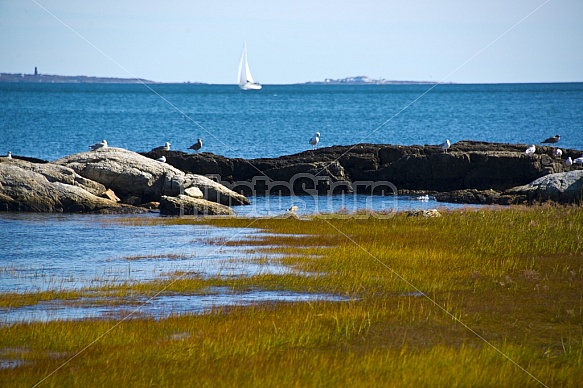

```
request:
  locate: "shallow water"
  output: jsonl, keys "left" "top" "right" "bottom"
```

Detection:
{"left": 1, "top": 194, "right": 471, "bottom": 290}
{"left": 0, "top": 194, "right": 476, "bottom": 323}
{"left": 1, "top": 212, "right": 283, "bottom": 294}
{"left": 233, "top": 193, "right": 475, "bottom": 217}
{"left": 1, "top": 288, "right": 349, "bottom": 323}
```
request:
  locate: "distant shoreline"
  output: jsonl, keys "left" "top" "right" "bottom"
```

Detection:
{"left": 0, "top": 72, "right": 581, "bottom": 85}
{"left": 0, "top": 72, "right": 432, "bottom": 85}
{"left": 0, "top": 72, "right": 158, "bottom": 84}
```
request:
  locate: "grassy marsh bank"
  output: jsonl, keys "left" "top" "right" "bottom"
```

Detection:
{"left": 1, "top": 206, "right": 582, "bottom": 386}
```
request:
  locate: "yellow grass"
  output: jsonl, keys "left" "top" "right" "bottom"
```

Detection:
{"left": 1, "top": 205, "right": 582, "bottom": 387}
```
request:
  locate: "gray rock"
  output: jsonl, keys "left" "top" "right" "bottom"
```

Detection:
{"left": 9, "top": 158, "right": 106, "bottom": 196}
{"left": 183, "top": 186, "right": 203, "bottom": 199}
{"left": 506, "top": 170, "right": 583, "bottom": 203}
{"left": 184, "top": 174, "right": 250, "bottom": 206}
{"left": 56, "top": 147, "right": 249, "bottom": 206}
{"left": 159, "top": 195, "right": 235, "bottom": 216}
{"left": 0, "top": 160, "right": 140, "bottom": 213}
{"left": 55, "top": 147, "right": 184, "bottom": 203}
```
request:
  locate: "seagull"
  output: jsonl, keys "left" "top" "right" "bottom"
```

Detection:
{"left": 542, "top": 134, "right": 560, "bottom": 144}
{"left": 287, "top": 205, "right": 299, "bottom": 213}
{"left": 309, "top": 132, "right": 320, "bottom": 149}
{"left": 574, "top": 156, "right": 583, "bottom": 165}
{"left": 189, "top": 138, "right": 203, "bottom": 153}
{"left": 152, "top": 142, "right": 171, "bottom": 152}
{"left": 156, "top": 155, "right": 166, "bottom": 163}
{"left": 555, "top": 148, "right": 563, "bottom": 158}
{"left": 565, "top": 157, "right": 573, "bottom": 167}
{"left": 89, "top": 139, "right": 108, "bottom": 151}
{"left": 440, "top": 139, "right": 451, "bottom": 153}
{"left": 6, "top": 151, "right": 12, "bottom": 159}
{"left": 525, "top": 145, "right": 536, "bottom": 155}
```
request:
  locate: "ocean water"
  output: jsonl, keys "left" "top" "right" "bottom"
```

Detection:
{"left": 1, "top": 82, "right": 582, "bottom": 161}
{"left": 1, "top": 82, "right": 582, "bottom": 321}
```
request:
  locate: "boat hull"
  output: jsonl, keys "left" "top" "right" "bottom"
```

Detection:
{"left": 239, "top": 82, "right": 262, "bottom": 90}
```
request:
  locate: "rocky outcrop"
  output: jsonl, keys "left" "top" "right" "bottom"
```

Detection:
{"left": 1, "top": 148, "right": 250, "bottom": 214}
{"left": 0, "top": 159, "right": 141, "bottom": 213}
{"left": 145, "top": 141, "right": 580, "bottom": 198}
{"left": 3, "top": 141, "right": 580, "bottom": 213}
{"left": 506, "top": 170, "right": 583, "bottom": 203}
{"left": 56, "top": 148, "right": 250, "bottom": 207}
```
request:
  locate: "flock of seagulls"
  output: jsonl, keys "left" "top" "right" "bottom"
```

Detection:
{"left": 523, "top": 134, "right": 583, "bottom": 167}
{"left": 6, "top": 131, "right": 583, "bottom": 167}
{"left": 83, "top": 138, "right": 202, "bottom": 163}
{"left": 432, "top": 134, "right": 583, "bottom": 168}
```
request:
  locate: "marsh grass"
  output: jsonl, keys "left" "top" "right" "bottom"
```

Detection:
{"left": 1, "top": 205, "right": 583, "bottom": 387}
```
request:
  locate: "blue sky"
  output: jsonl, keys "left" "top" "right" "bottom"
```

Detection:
{"left": 1, "top": 0, "right": 582, "bottom": 84}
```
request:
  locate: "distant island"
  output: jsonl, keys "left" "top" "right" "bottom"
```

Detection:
{"left": 305, "top": 75, "right": 440, "bottom": 85}
{"left": 0, "top": 69, "right": 438, "bottom": 85}
{"left": 0, "top": 68, "right": 156, "bottom": 84}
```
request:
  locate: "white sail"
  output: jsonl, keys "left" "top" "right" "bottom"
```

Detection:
{"left": 238, "top": 42, "right": 262, "bottom": 90}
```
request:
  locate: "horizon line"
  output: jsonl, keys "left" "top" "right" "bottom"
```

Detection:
{"left": 1, "top": 71, "right": 582, "bottom": 85}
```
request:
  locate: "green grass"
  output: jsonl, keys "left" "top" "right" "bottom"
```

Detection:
{"left": 1, "top": 205, "right": 582, "bottom": 387}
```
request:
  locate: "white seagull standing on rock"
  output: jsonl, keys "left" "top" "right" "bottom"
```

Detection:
{"left": 6, "top": 151, "right": 12, "bottom": 159}
{"left": 156, "top": 155, "right": 166, "bottom": 163}
{"left": 309, "top": 132, "right": 320, "bottom": 149}
{"left": 152, "top": 142, "right": 171, "bottom": 152}
{"left": 555, "top": 148, "right": 563, "bottom": 158}
{"left": 525, "top": 144, "right": 536, "bottom": 155}
{"left": 574, "top": 156, "right": 583, "bottom": 165}
{"left": 440, "top": 139, "right": 451, "bottom": 153}
{"left": 565, "top": 157, "right": 573, "bottom": 167}
{"left": 189, "top": 138, "right": 203, "bottom": 153}
{"left": 89, "top": 139, "right": 108, "bottom": 151}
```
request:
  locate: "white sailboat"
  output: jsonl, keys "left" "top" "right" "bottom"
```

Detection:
{"left": 238, "top": 42, "right": 262, "bottom": 90}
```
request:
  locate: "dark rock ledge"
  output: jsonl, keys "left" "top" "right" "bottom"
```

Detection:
{"left": 144, "top": 140, "right": 583, "bottom": 205}
{"left": 1, "top": 141, "right": 581, "bottom": 214}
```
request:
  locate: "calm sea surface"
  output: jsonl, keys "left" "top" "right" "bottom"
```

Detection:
{"left": 1, "top": 82, "right": 582, "bottom": 161}
{"left": 1, "top": 82, "right": 582, "bottom": 321}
